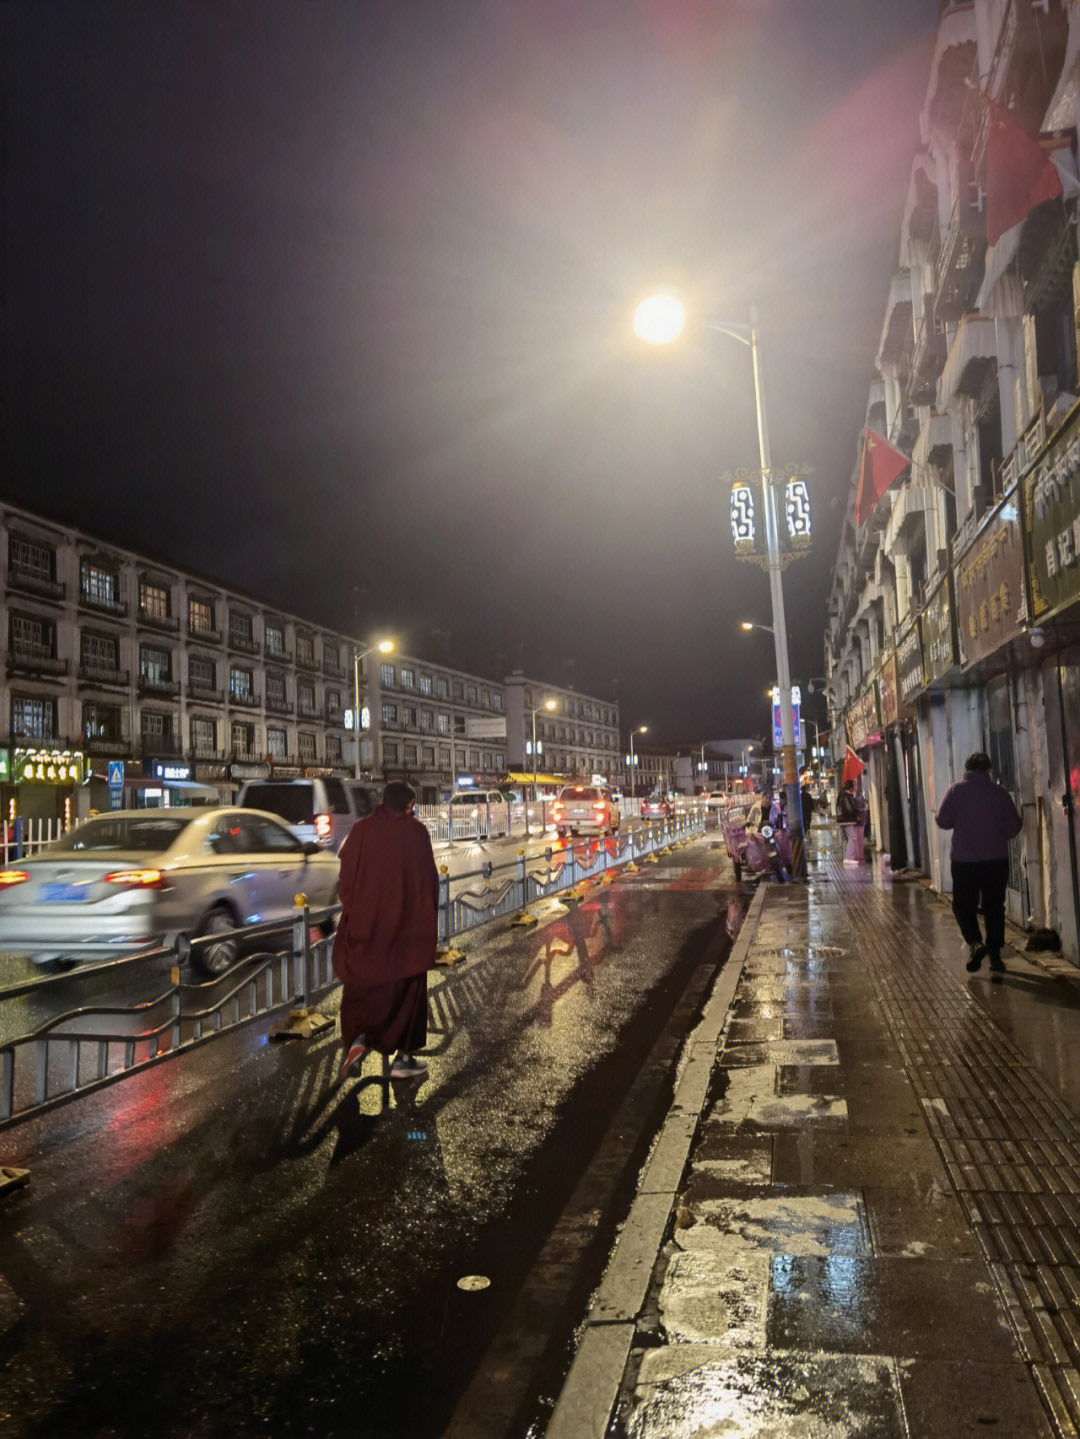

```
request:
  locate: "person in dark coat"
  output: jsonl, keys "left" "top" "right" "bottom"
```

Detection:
{"left": 935, "top": 752, "right": 1023, "bottom": 976}
{"left": 800, "top": 772, "right": 816, "bottom": 831}
{"left": 333, "top": 780, "right": 440, "bottom": 1080}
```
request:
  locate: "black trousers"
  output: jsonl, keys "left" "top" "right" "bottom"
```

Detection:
{"left": 951, "top": 859, "right": 1010, "bottom": 956}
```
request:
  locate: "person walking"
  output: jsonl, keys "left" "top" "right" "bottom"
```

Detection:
{"left": 332, "top": 780, "right": 440, "bottom": 1081}
{"left": 836, "top": 779, "right": 863, "bottom": 863}
{"left": 800, "top": 772, "right": 816, "bottom": 831}
{"left": 935, "top": 752, "right": 1023, "bottom": 976}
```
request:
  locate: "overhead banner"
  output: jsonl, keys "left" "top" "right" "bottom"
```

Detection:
{"left": 1023, "top": 399, "right": 1080, "bottom": 624}
{"left": 847, "top": 684, "right": 880, "bottom": 750}
{"left": 895, "top": 618, "right": 925, "bottom": 707}
{"left": 954, "top": 490, "right": 1024, "bottom": 669}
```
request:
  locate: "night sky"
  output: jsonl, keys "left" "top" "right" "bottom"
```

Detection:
{"left": 3, "top": 1, "right": 938, "bottom": 743}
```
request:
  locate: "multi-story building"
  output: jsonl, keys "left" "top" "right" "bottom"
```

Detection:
{"left": 825, "top": 0, "right": 1080, "bottom": 962}
{"left": 503, "top": 672, "right": 620, "bottom": 787}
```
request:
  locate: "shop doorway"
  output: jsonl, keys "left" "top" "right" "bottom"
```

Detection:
{"left": 984, "top": 675, "right": 1025, "bottom": 924}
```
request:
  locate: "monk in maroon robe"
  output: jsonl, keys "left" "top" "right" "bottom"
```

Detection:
{"left": 333, "top": 781, "right": 439, "bottom": 1081}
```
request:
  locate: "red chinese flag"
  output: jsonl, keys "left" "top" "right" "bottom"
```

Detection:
{"left": 986, "top": 100, "right": 1064, "bottom": 248}
{"left": 854, "top": 430, "right": 910, "bottom": 527}
{"left": 841, "top": 746, "right": 865, "bottom": 786}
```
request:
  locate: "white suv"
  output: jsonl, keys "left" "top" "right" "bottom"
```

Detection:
{"left": 446, "top": 790, "right": 508, "bottom": 839}
{"left": 552, "top": 784, "right": 620, "bottom": 838}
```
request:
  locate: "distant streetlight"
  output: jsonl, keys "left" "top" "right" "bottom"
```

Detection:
{"left": 627, "top": 724, "right": 647, "bottom": 799}
{"left": 635, "top": 293, "right": 804, "bottom": 875}
{"left": 529, "top": 698, "right": 557, "bottom": 829}
{"left": 353, "top": 639, "right": 394, "bottom": 780}
{"left": 740, "top": 620, "right": 775, "bottom": 635}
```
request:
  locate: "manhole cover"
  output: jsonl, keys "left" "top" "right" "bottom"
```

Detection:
{"left": 457, "top": 1275, "right": 491, "bottom": 1292}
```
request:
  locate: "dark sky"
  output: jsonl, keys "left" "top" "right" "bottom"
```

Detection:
{"left": 3, "top": 0, "right": 938, "bottom": 743}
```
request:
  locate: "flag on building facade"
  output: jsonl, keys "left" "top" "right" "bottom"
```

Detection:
{"left": 854, "top": 430, "right": 910, "bottom": 527}
{"left": 841, "top": 745, "right": 865, "bottom": 786}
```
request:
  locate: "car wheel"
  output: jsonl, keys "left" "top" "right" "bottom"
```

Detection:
{"left": 196, "top": 906, "right": 240, "bottom": 977}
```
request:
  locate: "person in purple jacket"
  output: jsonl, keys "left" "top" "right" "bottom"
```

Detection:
{"left": 935, "top": 752, "right": 1023, "bottom": 976}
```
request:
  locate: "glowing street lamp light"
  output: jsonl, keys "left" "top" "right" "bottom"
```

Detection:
{"left": 353, "top": 639, "right": 394, "bottom": 779}
{"left": 740, "top": 620, "right": 775, "bottom": 635}
{"left": 634, "top": 293, "right": 805, "bottom": 877}
{"left": 627, "top": 724, "right": 647, "bottom": 799}
{"left": 528, "top": 698, "right": 557, "bottom": 833}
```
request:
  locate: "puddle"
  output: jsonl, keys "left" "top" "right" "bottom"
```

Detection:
{"left": 657, "top": 1249, "right": 769, "bottom": 1347}
{"left": 706, "top": 1066, "right": 848, "bottom": 1131}
{"left": 678, "top": 1192, "right": 868, "bottom": 1259}
{"left": 719, "top": 1040, "right": 839, "bottom": 1069}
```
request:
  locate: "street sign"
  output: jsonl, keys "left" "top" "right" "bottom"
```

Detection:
{"left": 107, "top": 761, "right": 125, "bottom": 788}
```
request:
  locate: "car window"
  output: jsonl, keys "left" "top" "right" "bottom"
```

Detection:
{"left": 53, "top": 816, "right": 192, "bottom": 853}
{"left": 322, "top": 778, "right": 351, "bottom": 814}
{"left": 206, "top": 813, "right": 257, "bottom": 855}
{"left": 239, "top": 784, "right": 314, "bottom": 825}
{"left": 348, "top": 785, "right": 376, "bottom": 819}
{"left": 559, "top": 786, "right": 598, "bottom": 801}
{"left": 246, "top": 815, "right": 304, "bottom": 853}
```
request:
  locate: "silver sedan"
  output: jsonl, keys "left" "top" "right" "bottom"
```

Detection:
{"left": 0, "top": 807, "right": 340, "bottom": 974}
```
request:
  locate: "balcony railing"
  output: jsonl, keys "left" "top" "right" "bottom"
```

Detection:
{"left": 77, "top": 663, "right": 129, "bottom": 687}
{"left": 295, "top": 651, "right": 319, "bottom": 674}
{"left": 264, "top": 648, "right": 293, "bottom": 666}
{"left": 326, "top": 708, "right": 346, "bottom": 727}
{"left": 931, "top": 194, "right": 985, "bottom": 322}
{"left": 190, "top": 747, "right": 227, "bottom": 762}
{"left": 79, "top": 589, "right": 127, "bottom": 618}
{"left": 297, "top": 700, "right": 322, "bottom": 720}
{"left": 7, "top": 566, "right": 66, "bottom": 602}
{"left": 6, "top": 647, "right": 68, "bottom": 677}
{"left": 187, "top": 682, "right": 224, "bottom": 704}
{"left": 187, "top": 623, "right": 223, "bottom": 645}
{"left": 265, "top": 694, "right": 295, "bottom": 716}
{"left": 141, "top": 736, "right": 183, "bottom": 758}
{"left": 137, "top": 675, "right": 180, "bottom": 697}
{"left": 83, "top": 735, "right": 132, "bottom": 757}
{"left": 137, "top": 609, "right": 180, "bottom": 634}
{"left": 228, "top": 631, "right": 261, "bottom": 656}
{"left": 228, "top": 690, "right": 261, "bottom": 710}
{"left": 322, "top": 656, "right": 345, "bottom": 678}
{"left": 230, "top": 749, "right": 264, "bottom": 764}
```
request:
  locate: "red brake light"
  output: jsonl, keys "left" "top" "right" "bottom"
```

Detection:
{"left": 104, "top": 869, "right": 167, "bottom": 889}
{"left": 315, "top": 814, "right": 333, "bottom": 838}
{"left": 0, "top": 871, "right": 29, "bottom": 888}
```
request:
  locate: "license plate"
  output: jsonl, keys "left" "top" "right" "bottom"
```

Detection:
{"left": 40, "top": 883, "right": 89, "bottom": 902}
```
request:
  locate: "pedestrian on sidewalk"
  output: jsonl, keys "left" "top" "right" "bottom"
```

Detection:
{"left": 800, "top": 771, "right": 816, "bottom": 831}
{"left": 935, "top": 752, "right": 1023, "bottom": 976}
{"left": 332, "top": 780, "right": 440, "bottom": 1081}
{"left": 837, "top": 780, "right": 863, "bottom": 863}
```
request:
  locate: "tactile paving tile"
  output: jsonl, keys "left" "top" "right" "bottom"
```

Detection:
{"left": 828, "top": 853, "right": 1080, "bottom": 1438}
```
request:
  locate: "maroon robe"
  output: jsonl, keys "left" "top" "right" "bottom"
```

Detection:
{"left": 333, "top": 806, "right": 439, "bottom": 1054}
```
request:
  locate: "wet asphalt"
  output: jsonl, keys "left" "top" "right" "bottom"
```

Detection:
{"left": 0, "top": 836, "right": 743, "bottom": 1438}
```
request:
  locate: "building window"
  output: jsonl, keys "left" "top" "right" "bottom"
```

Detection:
{"left": 11, "top": 613, "right": 51, "bottom": 659}
{"left": 401, "top": 667, "right": 415, "bottom": 689}
{"left": 141, "top": 710, "right": 171, "bottom": 746}
{"left": 298, "top": 681, "right": 316, "bottom": 713}
{"left": 267, "top": 727, "right": 286, "bottom": 759}
{"left": 453, "top": 681, "right": 464, "bottom": 701}
{"left": 492, "top": 692, "right": 503, "bottom": 712}
{"left": 381, "top": 702, "right": 397, "bottom": 725}
{"left": 404, "top": 743, "right": 418, "bottom": 766}
{"left": 265, "top": 624, "right": 285, "bottom": 658}
{"left": 419, "top": 674, "right": 432, "bottom": 696}
{"left": 139, "top": 581, "right": 169, "bottom": 621}
{"left": 436, "top": 677, "right": 448, "bottom": 699}
{"left": 494, "top": 751, "right": 504, "bottom": 769}
{"left": 140, "top": 645, "right": 171, "bottom": 685}
{"left": 420, "top": 709, "right": 433, "bottom": 732}
{"left": 296, "top": 633, "right": 315, "bottom": 668}
{"left": 189, "top": 598, "right": 215, "bottom": 635}
{"left": 231, "top": 722, "right": 256, "bottom": 755}
{"left": 12, "top": 695, "right": 56, "bottom": 740}
{"left": 383, "top": 741, "right": 399, "bottom": 765}
{"left": 482, "top": 750, "right": 491, "bottom": 769}
{"left": 324, "top": 642, "right": 339, "bottom": 670}
{"left": 437, "top": 713, "right": 450, "bottom": 735}
{"left": 192, "top": 716, "right": 217, "bottom": 752}
{"left": 81, "top": 562, "right": 119, "bottom": 608}
{"left": 230, "top": 668, "right": 253, "bottom": 702}
{"left": 380, "top": 663, "right": 396, "bottom": 687}
{"left": 81, "top": 632, "right": 117, "bottom": 671}
{"left": 402, "top": 706, "right": 417, "bottom": 728}
{"left": 298, "top": 732, "right": 316, "bottom": 763}
{"left": 266, "top": 672, "right": 286, "bottom": 706}
{"left": 466, "top": 685, "right": 477, "bottom": 705}
{"left": 230, "top": 611, "right": 254, "bottom": 646}
{"left": 189, "top": 656, "right": 215, "bottom": 691}
{"left": 468, "top": 749, "right": 480, "bottom": 767}
{"left": 327, "top": 690, "right": 341, "bottom": 716}
{"left": 10, "top": 536, "right": 54, "bottom": 582}
{"left": 422, "top": 745, "right": 435, "bottom": 767}
{"left": 439, "top": 746, "right": 450, "bottom": 768}
{"left": 326, "top": 734, "right": 342, "bottom": 763}
{"left": 84, "top": 702, "right": 121, "bottom": 741}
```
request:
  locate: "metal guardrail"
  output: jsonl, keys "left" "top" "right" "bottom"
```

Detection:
{"left": 0, "top": 812, "right": 705, "bottom": 1132}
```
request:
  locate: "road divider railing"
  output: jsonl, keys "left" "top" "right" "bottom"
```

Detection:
{"left": 0, "top": 811, "right": 704, "bottom": 1134}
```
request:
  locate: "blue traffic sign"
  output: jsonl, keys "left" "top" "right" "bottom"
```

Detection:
{"left": 107, "top": 761, "right": 125, "bottom": 788}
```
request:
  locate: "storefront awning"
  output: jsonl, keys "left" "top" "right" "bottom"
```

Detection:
{"left": 505, "top": 771, "right": 564, "bottom": 786}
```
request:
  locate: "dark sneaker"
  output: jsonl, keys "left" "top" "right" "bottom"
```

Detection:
{"left": 390, "top": 1054, "right": 429, "bottom": 1079}
{"left": 340, "top": 1040, "right": 367, "bottom": 1080}
{"left": 966, "top": 944, "right": 987, "bottom": 972}
{"left": 989, "top": 953, "right": 1006, "bottom": 977}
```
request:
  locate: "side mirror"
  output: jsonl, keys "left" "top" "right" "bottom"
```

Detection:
{"left": 302, "top": 841, "right": 322, "bottom": 857}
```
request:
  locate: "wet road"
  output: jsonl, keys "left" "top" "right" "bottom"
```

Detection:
{"left": 0, "top": 837, "right": 743, "bottom": 1438}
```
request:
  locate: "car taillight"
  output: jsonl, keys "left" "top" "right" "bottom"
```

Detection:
{"left": 0, "top": 871, "right": 29, "bottom": 888}
{"left": 315, "top": 814, "right": 333, "bottom": 839}
{"left": 104, "top": 869, "right": 168, "bottom": 889}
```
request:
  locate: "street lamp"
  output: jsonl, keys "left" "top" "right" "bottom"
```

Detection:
{"left": 353, "top": 639, "right": 394, "bottom": 780}
{"left": 529, "top": 698, "right": 557, "bottom": 809}
{"left": 634, "top": 294, "right": 805, "bottom": 876}
{"left": 627, "top": 724, "right": 647, "bottom": 799}
{"left": 740, "top": 620, "right": 774, "bottom": 634}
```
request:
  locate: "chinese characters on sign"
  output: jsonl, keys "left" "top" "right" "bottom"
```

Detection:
{"left": 846, "top": 684, "right": 880, "bottom": 750}
{"left": 896, "top": 620, "right": 925, "bottom": 706}
{"left": 13, "top": 748, "right": 86, "bottom": 785}
{"left": 879, "top": 651, "right": 899, "bottom": 728}
{"left": 1023, "top": 401, "right": 1080, "bottom": 623}
{"left": 954, "top": 491, "right": 1024, "bottom": 669}
{"left": 921, "top": 573, "right": 958, "bottom": 686}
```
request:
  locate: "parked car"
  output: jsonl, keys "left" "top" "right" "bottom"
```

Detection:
{"left": 0, "top": 807, "right": 339, "bottom": 974}
{"left": 446, "top": 790, "right": 508, "bottom": 839}
{"left": 552, "top": 784, "right": 620, "bottom": 838}
{"left": 236, "top": 777, "right": 378, "bottom": 851}
{"left": 640, "top": 795, "right": 674, "bottom": 820}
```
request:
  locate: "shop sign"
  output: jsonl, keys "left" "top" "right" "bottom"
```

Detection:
{"left": 921, "top": 573, "right": 958, "bottom": 685}
{"left": 151, "top": 760, "right": 191, "bottom": 783}
{"left": 270, "top": 764, "right": 303, "bottom": 779}
{"left": 1023, "top": 400, "right": 1080, "bottom": 623}
{"left": 879, "top": 651, "right": 899, "bottom": 728}
{"left": 847, "top": 684, "right": 880, "bottom": 750}
{"left": 895, "top": 619, "right": 925, "bottom": 705}
{"left": 194, "top": 763, "right": 229, "bottom": 783}
{"left": 0, "top": 749, "right": 8, "bottom": 782}
{"left": 14, "top": 747, "right": 86, "bottom": 785}
{"left": 229, "top": 762, "right": 269, "bottom": 781}
{"left": 955, "top": 490, "right": 1024, "bottom": 669}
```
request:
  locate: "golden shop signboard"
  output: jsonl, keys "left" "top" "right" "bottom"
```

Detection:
{"left": 1023, "top": 400, "right": 1080, "bottom": 624}
{"left": 954, "top": 489, "right": 1024, "bottom": 669}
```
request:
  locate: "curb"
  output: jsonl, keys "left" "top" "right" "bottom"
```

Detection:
{"left": 545, "top": 882, "right": 769, "bottom": 1439}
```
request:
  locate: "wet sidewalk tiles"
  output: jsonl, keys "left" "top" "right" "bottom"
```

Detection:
{"left": 620, "top": 868, "right": 1062, "bottom": 1439}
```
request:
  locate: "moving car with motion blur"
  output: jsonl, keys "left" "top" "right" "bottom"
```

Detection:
{"left": 640, "top": 794, "right": 674, "bottom": 820}
{"left": 235, "top": 777, "right": 378, "bottom": 851}
{"left": 0, "top": 808, "right": 339, "bottom": 975}
{"left": 552, "top": 784, "right": 620, "bottom": 838}
{"left": 446, "top": 789, "right": 508, "bottom": 839}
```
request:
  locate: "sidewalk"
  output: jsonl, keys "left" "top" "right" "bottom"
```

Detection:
{"left": 548, "top": 825, "right": 1080, "bottom": 1439}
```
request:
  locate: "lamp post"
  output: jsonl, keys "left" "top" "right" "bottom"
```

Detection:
{"left": 353, "top": 639, "right": 394, "bottom": 780}
{"left": 636, "top": 295, "right": 805, "bottom": 877}
{"left": 528, "top": 698, "right": 557, "bottom": 833}
{"left": 627, "top": 724, "right": 647, "bottom": 800}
